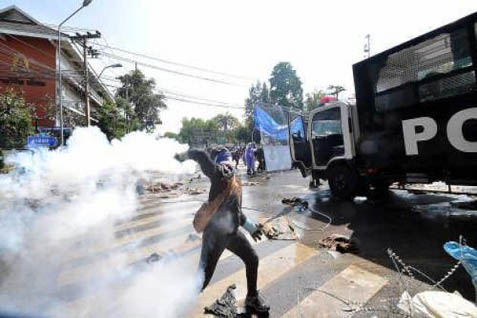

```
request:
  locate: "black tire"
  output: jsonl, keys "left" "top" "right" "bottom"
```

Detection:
{"left": 368, "top": 181, "right": 390, "bottom": 200}
{"left": 327, "top": 163, "right": 358, "bottom": 200}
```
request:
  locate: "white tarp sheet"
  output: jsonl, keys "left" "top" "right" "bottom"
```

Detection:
{"left": 263, "top": 145, "right": 291, "bottom": 172}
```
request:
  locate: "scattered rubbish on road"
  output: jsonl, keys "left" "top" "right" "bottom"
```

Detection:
{"left": 318, "top": 234, "right": 359, "bottom": 254}
{"left": 189, "top": 174, "right": 201, "bottom": 183}
{"left": 242, "top": 181, "right": 259, "bottom": 186}
{"left": 146, "top": 252, "right": 161, "bottom": 264}
{"left": 146, "top": 182, "right": 183, "bottom": 193}
{"left": 281, "top": 197, "right": 309, "bottom": 210}
{"left": 186, "top": 233, "right": 201, "bottom": 242}
{"left": 450, "top": 200, "right": 477, "bottom": 211}
{"left": 185, "top": 187, "right": 206, "bottom": 195}
{"left": 261, "top": 216, "right": 298, "bottom": 240}
{"left": 204, "top": 284, "right": 238, "bottom": 318}
{"left": 398, "top": 290, "right": 477, "bottom": 318}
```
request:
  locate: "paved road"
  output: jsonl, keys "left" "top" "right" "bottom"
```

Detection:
{"left": 55, "top": 168, "right": 477, "bottom": 317}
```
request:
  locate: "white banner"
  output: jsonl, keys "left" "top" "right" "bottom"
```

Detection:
{"left": 263, "top": 145, "right": 292, "bottom": 172}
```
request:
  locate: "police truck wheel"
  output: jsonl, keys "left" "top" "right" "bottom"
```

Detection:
{"left": 327, "top": 164, "right": 358, "bottom": 200}
{"left": 368, "top": 182, "right": 390, "bottom": 200}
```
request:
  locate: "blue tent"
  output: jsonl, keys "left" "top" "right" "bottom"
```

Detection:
{"left": 253, "top": 105, "right": 303, "bottom": 141}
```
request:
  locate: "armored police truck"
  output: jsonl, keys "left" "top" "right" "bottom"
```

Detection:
{"left": 289, "top": 12, "right": 477, "bottom": 199}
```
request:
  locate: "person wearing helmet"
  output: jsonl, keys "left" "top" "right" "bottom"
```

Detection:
{"left": 175, "top": 147, "right": 270, "bottom": 314}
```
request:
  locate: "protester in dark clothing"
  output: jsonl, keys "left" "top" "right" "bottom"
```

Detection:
{"left": 232, "top": 149, "right": 241, "bottom": 169}
{"left": 256, "top": 147, "right": 266, "bottom": 172}
{"left": 176, "top": 148, "right": 270, "bottom": 313}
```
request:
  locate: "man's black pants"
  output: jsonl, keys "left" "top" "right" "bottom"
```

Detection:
{"left": 199, "top": 228, "right": 259, "bottom": 297}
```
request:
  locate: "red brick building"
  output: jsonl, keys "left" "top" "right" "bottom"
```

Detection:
{"left": 0, "top": 5, "right": 110, "bottom": 131}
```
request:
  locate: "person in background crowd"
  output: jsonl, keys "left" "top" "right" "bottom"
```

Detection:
{"left": 244, "top": 143, "right": 256, "bottom": 176}
{"left": 232, "top": 146, "right": 241, "bottom": 169}
{"left": 256, "top": 146, "right": 266, "bottom": 172}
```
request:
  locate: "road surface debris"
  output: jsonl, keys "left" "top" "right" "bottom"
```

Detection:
{"left": 204, "top": 284, "right": 238, "bottom": 318}
{"left": 318, "top": 234, "right": 359, "bottom": 254}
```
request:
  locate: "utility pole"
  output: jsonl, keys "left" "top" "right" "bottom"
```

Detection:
{"left": 82, "top": 38, "right": 90, "bottom": 126}
{"left": 125, "top": 79, "right": 130, "bottom": 133}
{"left": 70, "top": 31, "right": 101, "bottom": 126}
{"left": 364, "top": 34, "right": 371, "bottom": 59}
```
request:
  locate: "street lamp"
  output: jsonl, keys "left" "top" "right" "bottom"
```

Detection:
{"left": 98, "top": 63, "right": 122, "bottom": 79}
{"left": 57, "top": 0, "right": 93, "bottom": 146}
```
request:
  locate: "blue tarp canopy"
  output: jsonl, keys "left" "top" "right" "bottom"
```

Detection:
{"left": 253, "top": 105, "right": 303, "bottom": 141}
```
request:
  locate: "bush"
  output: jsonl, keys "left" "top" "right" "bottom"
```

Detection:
{"left": 0, "top": 89, "right": 34, "bottom": 149}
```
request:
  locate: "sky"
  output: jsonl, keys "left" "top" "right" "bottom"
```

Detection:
{"left": 3, "top": 0, "right": 476, "bottom": 133}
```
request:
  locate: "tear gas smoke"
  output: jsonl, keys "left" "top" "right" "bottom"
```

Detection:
{"left": 0, "top": 127, "right": 202, "bottom": 317}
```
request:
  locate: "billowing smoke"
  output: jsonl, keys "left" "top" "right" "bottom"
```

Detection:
{"left": 0, "top": 127, "right": 202, "bottom": 317}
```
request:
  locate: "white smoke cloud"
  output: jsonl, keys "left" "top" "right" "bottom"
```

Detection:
{"left": 0, "top": 127, "right": 202, "bottom": 317}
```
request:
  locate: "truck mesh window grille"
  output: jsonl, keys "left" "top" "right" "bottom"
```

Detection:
{"left": 419, "top": 71, "right": 476, "bottom": 102}
{"left": 376, "top": 28, "right": 472, "bottom": 93}
{"left": 375, "top": 85, "right": 417, "bottom": 113}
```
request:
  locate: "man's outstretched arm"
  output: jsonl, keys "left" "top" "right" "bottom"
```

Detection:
{"left": 175, "top": 148, "right": 217, "bottom": 179}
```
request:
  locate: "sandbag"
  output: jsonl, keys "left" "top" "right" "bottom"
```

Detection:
{"left": 398, "top": 290, "right": 477, "bottom": 318}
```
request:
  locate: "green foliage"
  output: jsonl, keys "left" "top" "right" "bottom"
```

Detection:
{"left": 163, "top": 131, "right": 178, "bottom": 139}
{"left": 116, "top": 70, "right": 167, "bottom": 133}
{"left": 234, "top": 125, "right": 251, "bottom": 144}
{"left": 244, "top": 81, "right": 271, "bottom": 143}
{"left": 305, "top": 89, "right": 327, "bottom": 112}
{"left": 245, "top": 81, "right": 270, "bottom": 121}
{"left": 269, "top": 62, "right": 303, "bottom": 109}
{"left": 97, "top": 99, "right": 127, "bottom": 141}
{"left": 178, "top": 117, "right": 217, "bottom": 145}
{"left": 115, "top": 96, "right": 139, "bottom": 133}
{"left": 0, "top": 89, "right": 34, "bottom": 149}
{"left": 31, "top": 95, "right": 56, "bottom": 123}
{"left": 327, "top": 85, "right": 346, "bottom": 98}
{"left": 211, "top": 113, "right": 239, "bottom": 131}
{"left": 178, "top": 113, "right": 250, "bottom": 146}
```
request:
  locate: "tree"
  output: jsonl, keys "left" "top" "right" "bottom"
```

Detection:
{"left": 115, "top": 96, "right": 138, "bottom": 133}
{"left": 0, "top": 89, "right": 34, "bottom": 149}
{"left": 234, "top": 125, "right": 250, "bottom": 144}
{"left": 29, "top": 95, "right": 56, "bottom": 131}
{"left": 211, "top": 113, "right": 240, "bottom": 131}
{"left": 163, "top": 131, "right": 178, "bottom": 139}
{"left": 178, "top": 117, "right": 220, "bottom": 145}
{"left": 97, "top": 99, "right": 127, "bottom": 141}
{"left": 244, "top": 81, "right": 270, "bottom": 143}
{"left": 245, "top": 81, "right": 270, "bottom": 122}
{"left": 269, "top": 62, "right": 303, "bottom": 109}
{"left": 305, "top": 89, "right": 326, "bottom": 112}
{"left": 327, "top": 85, "right": 346, "bottom": 99}
{"left": 116, "top": 70, "right": 167, "bottom": 133}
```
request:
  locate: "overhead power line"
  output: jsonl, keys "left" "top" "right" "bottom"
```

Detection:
{"left": 163, "top": 96, "right": 244, "bottom": 109}
{"left": 101, "top": 51, "right": 246, "bottom": 87}
{"left": 101, "top": 81, "right": 244, "bottom": 110}
{"left": 101, "top": 75, "right": 242, "bottom": 108}
{"left": 93, "top": 42, "right": 254, "bottom": 81}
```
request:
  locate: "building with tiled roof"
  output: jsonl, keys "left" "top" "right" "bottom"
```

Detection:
{"left": 0, "top": 5, "right": 111, "bottom": 135}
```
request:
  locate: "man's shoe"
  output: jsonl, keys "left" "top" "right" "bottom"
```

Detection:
{"left": 245, "top": 292, "right": 270, "bottom": 313}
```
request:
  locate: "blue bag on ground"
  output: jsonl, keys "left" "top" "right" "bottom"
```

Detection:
{"left": 444, "top": 241, "right": 477, "bottom": 300}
